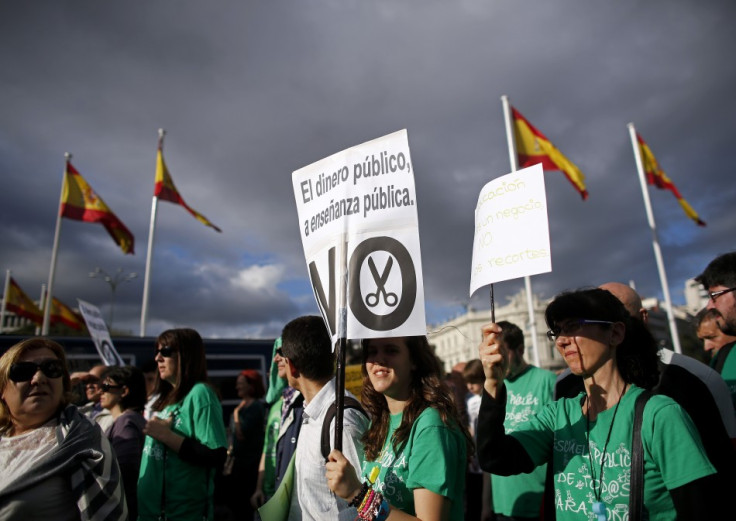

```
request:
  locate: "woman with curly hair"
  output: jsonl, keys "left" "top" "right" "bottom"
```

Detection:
{"left": 137, "top": 328, "right": 227, "bottom": 521}
{"left": 326, "top": 335, "right": 472, "bottom": 521}
{"left": 477, "top": 288, "right": 723, "bottom": 520}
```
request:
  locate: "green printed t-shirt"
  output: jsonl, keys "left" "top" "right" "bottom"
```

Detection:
{"left": 137, "top": 382, "right": 228, "bottom": 521}
{"left": 511, "top": 385, "right": 715, "bottom": 521}
{"left": 262, "top": 397, "right": 283, "bottom": 498}
{"left": 491, "top": 365, "right": 555, "bottom": 517}
{"left": 361, "top": 407, "right": 466, "bottom": 520}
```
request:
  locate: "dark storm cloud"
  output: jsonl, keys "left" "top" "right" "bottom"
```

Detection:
{"left": 1, "top": 1, "right": 735, "bottom": 338}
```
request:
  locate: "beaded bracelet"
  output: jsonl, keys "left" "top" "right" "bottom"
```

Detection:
{"left": 349, "top": 481, "right": 370, "bottom": 508}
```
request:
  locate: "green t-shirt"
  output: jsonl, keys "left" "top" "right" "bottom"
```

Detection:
{"left": 361, "top": 407, "right": 466, "bottom": 520}
{"left": 137, "top": 382, "right": 228, "bottom": 521}
{"left": 511, "top": 385, "right": 715, "bottom": 521}
{"left": 715, "top": 344, "right": 736, "bottom": 413}
{"left": 262, "top": 397, "right": 283, "bottom": 498}
{"left": 491, "top": 365, "right": 555, "bottom": 517}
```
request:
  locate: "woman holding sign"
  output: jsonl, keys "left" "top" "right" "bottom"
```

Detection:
{"left": 137, "top": 328, "right": 228, "bottom": 521}
{"left": 476, "top": 288, "right": 722, "bottom": 520}
{"left": 325, "top": 335, "right": 472, "bottom": 520}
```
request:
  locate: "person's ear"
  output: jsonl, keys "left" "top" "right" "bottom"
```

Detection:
{"left": 285, "top": 358, "right": 300, "bottom": 379}
{"left": 121, "top": 386, "right": 130, "bottom": 398}
{"left": 611, "top": 322, "right": 626, "bottom": 346}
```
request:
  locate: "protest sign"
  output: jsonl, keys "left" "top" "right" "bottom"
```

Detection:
{"left": 77, "top": 299, "right": 125, "bottom": 366}
{"left": 293, "top": 129, "right": 426, "bottom": 341}
{"left": 469, "top": 163, "right": 552, "bottom": 297}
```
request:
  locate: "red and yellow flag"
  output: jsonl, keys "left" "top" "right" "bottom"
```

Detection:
{"left": 512, "top": 107, "right": 588, "bottom": 200}
{"left": 154, "top": 148, "right": 222, "bottom": 232}
{"left": 5, "top": 278, "right": 43, "bottom": 324}
{"left": 636, "top": 133, "right": 705, "bottom": 226}
{"left": 49, "top": 297, "right": 84, "bottom": 330}
{"left": 60, "top": 162, "right": 135, "bottom": 254}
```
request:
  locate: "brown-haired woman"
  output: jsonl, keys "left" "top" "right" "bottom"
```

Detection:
{"left": 137, "top": 328, "right": 228, "bottom": 521}
{"left": 0, "top": 337, "right": 126, "bottom": 519}
{"left": 326, "top": 336, "right": 472, "bottom": 521}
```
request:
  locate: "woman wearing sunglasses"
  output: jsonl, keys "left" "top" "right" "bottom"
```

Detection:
{"left": 476, "top": 288, "right": 723, "bottom": 520}
{"left": 137, "top": 328, "right": 228, "bottom": 521}
{"left": 325, "top": 335, "right": 472, "bottom": 521}
{"left": 100, "top": 365, "right": 147, "bottom": 519}
{"left": 0, "top": 337, "right": 126, "bottom": 519}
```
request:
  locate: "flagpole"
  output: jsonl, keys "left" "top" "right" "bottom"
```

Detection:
{"left": 627, "top": 123, "right": 682, "bottom": 354}
{"left": 502, "top": 95, "right": 541, "bottom": 367}
{"left": 42, "top": 153, "right": 69, "bottom": 335}
{"left": 36, "top": 284, "right": 46, "bottom": 335}
{"left": 1, "top": 270, "right": 9, "bottom": 334}
{"left": 140, "top": 129, "right": 165, "bottom": 337}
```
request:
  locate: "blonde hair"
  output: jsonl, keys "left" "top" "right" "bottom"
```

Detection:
{"left": 0, "top": 338, "right": 72, "bottom": 435}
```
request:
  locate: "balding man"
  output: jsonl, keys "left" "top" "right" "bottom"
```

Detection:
{"left": 72, "top": 364, "right": 114, "bottom": 432}
{"left": 553, "top": 282, "right": 736, "bottom": 499}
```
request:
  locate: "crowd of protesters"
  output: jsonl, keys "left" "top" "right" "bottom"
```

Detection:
{"left": 1, "top": 251, "right": 736, "bottom": 520}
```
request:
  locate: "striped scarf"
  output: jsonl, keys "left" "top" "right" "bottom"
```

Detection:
{"left": 0, "top": 405, "right": 127, "bottom": 520}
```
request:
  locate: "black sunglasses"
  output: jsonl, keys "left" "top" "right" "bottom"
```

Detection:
{"left": 276, "top": 347, "right": 286, "bottom": 358}
{"left": 101, "top": 382, "right": 124, "bottom": 392}
{"left": 9, "top": 360, "right": 64, "bottom": 383}
{"left": 155, "top": 345, "right": 176, "bottom": 358}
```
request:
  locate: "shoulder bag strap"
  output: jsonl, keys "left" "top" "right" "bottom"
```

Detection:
{"left": 629, "top": 390, "right": 652, "bottom": 521}
{"left": 321, "top": 397, "right": 367, "bottom": 461}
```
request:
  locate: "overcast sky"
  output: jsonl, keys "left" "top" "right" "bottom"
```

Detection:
{"left": 2, "top": 1, "right": 734, "bottom": 339}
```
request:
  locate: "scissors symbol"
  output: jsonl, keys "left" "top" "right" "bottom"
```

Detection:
{"left": 365, "top": 256, "right": 398, "bottom": 308}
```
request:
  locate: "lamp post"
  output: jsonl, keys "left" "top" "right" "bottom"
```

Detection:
{"left": 89, "top": 267, "right": 137, "bottom": 331}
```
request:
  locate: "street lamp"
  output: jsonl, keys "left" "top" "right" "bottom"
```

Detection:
{"left": 89, "top": 267, "right": 137, "bottom": 331}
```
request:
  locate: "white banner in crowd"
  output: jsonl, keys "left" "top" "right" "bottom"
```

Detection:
{"left": 292, "top": 129, "right": 426, "bottom": 341}
{"left": 77, "top": 299, "right": 125, "bottom": 366}
{"left": 469, "top": 163, "right": 552, "bottom": 296}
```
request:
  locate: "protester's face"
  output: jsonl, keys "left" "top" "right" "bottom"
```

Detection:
{"left": 235, "top": 375, "right": 251, "bottom": 399}
{"left": 552, "top": 319, "right": 619, "bottom": 377}
{"left": 99, "top": 378, "right": 124, "bottom": 410}
{"left": 706, "top": 285, "right": 736, "bottom": 335}
{"left": 466, "top": 381, "right": 482, "bottom": 396}
{"left": 365, "top": 337, "right": 414, "bottom": 401}
{"left": 2, "top": 347, "right": 64, "bottom": 430}
{"left": 85, "top": 377, "right": 102, "bottom": 402}
{"left": 274, "top": 352, "right": 287, "bottom": 379}
{"left": 697, "top": 317, "right": 735, "bottom": 358}
{"left": 155, "top": 343, "right": 179, "bottom": 384}
{"left": 143, "top": 371, "right": 157, "bottom": 397}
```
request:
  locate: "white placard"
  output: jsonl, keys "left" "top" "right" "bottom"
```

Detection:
{"left": 469, "top": 163, "right": 552, "bottom": 296}
{"left": 293, "top": 129, "right": 426, "bottom": 341}
{"left": 77, "top": 299, "right": 125, "bottom": 366}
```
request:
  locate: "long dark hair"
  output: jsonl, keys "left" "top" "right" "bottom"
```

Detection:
{"left": 153, "top": 328, "right": 210, "bottom": 410}
{"left": 360, "top": 335, "right": 473, "bottom": 461}
{"left": 545, "top": 288, "right": 660, "bottom": 389}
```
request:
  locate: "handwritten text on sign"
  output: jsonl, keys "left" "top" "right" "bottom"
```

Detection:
{"left": 469, "top": 163, "right": 552, "bottom": 296}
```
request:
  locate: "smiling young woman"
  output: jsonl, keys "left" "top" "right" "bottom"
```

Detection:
{"left": 325, "top": 335, "right": 473, "bottom": 521}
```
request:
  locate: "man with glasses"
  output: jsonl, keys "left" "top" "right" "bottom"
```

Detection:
{"left": 696, "top": 251, "right": 736, "bottom": 411}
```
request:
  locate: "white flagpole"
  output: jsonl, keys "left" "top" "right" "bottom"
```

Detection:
{"left": 1, "top": 270, "right": 10, "bottom": 334}
{"left": 501, "top": 95, "right": 541, "bottom": 367}
{"left": 140, "top": 129, "right": 165, "bottom": 337}
{"left": 42, "top": 153, "right": 69, "bottom": 335}
{"left": 627, "top": 123, "right": 682, "bottom": 353}
{"left": 36, "top": 284, "right": 46, "bottom": 335}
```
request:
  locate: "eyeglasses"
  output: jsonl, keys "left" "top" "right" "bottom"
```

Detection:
{"left": 708, "top": 287, "right": 736, "bottom": 303}
{"left": 155, "top": 345, "right": 176, "bottom": 358}
{"left": 275, "top": 347, "right": 285, "bottom": 358}
{"left": 9, "top": 360, "right": 64, "bottom": 382}
{"left": 546, "top": 320, "right": 615, "bottom": 341}
{"left": 100, "top": 382, "right": 124, "bottom": 392}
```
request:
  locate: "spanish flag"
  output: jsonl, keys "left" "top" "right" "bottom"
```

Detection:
{"left": 60, "top": 162, "right": 136, "bottom": 254}
{"left": 512, "top": 107, "right": 588, "bottom": 200}
{"left": 49, "top": 296, "right": 84, "bottom": 330}
{"left": 5, "top": 278, "right": 43, "bottom": 324}
{"left": 636, "top": 133, "right": 705, "bottom": 226}
{"left": 154, "top": 148, "right": 222, "bottom": 232}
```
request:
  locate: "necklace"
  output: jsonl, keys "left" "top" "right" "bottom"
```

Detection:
{"left": 585, "top": 383, "right": 627, "bottom": 521}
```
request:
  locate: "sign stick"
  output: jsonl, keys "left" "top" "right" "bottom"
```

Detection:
{"left": 490, "top": 284, "right": 496, "bottom": 323}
